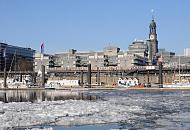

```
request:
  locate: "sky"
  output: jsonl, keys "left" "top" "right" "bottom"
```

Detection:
{"left": 0, "top": 0, "right": 190, "bottom": 55}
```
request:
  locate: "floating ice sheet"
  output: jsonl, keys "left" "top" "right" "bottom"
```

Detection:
{"left": 0, "top": 90, "right": 190, "bottom": 129}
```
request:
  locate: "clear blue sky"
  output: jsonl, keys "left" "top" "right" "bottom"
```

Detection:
{"left": 0, "top": 0, "right": 190, "bottom": 54}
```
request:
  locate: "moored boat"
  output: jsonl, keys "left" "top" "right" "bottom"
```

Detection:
{"left": 117, "top": 77, "right": 140, "bottom": 88}
{"left": 163, "top": 79, "right": 190, "bottom": 88}
{"left": 163, "top": 56, "right": 190, "bottom": 88}
{"left": 45, "top": 79, "right": 80, "bottom": 89}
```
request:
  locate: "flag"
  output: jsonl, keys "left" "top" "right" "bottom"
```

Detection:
{"left": 41, "top": 43, "right": 44, "bottom": 54}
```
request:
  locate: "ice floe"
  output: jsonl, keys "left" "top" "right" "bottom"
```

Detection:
{"left": 0, "top": 90, "right": 190, "bottom": 129}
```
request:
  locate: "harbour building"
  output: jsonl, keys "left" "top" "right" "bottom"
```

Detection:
{"left": 35, "top": 18, "right": 160, "bottom": 72}
{"left": 48, "top": 19, "right": 158, "bottom": 69}
{"left": 0, "top": 43, "right": 35, "bottom": 72}
{"left": 46, "top": 45, "right": 147, "bottom": 71}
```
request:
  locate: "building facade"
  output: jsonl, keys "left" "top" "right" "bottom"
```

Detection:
{"left": 127, "top": 40, "right": 148, "bottom": 57}
{"left": 53, "top": 47, "right": 115, "bottom": 69}
{"left": 34, "top": 52, "right": 53, "bottom": 74}
{"left": 184, "top": 48, "right": 190, "bottom": 56}
{"left": 157, "top": 49, "right": 175, "bottom": 67}
{"left": 50, "top": 45, "right": 146, "bottom": 70}
{"left": 169, "top": 55, "right": 190, "bottom": 67}
{"left": 37, "top": 18, "right": 163, "bottom": 70}
{"left": 0, "top": 43, "right": 35, "bottom": 71}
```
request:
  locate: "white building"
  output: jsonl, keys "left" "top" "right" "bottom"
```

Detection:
{"left": 34, "top": 52, "right": 52, "bottom": 74}
{"left": 184, "top": 48, "right": 190, "bottom": 56}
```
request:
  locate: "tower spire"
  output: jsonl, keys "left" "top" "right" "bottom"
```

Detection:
{"left": 147, "top": 12, "right": 158, "bottom": 65}
{"left": 151, "top": 9, "right": 154, "bottom": 20}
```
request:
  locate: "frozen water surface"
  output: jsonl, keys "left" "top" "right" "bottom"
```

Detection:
{"left": 0, "top": 90, "right": 190, "bottom": 129}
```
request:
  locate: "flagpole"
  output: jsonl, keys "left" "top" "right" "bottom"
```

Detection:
{"left": 40, "top": 43, "right": 45, "bottom": 87}
{"left": 40, "top": 43, "right": 44, "bottom": 66}
{"left": 3, "top": 48, "right": 7, "bottom": 88}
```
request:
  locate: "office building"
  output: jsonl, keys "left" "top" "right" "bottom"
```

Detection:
{"left": 0, "top": 43, "right": 35, "bottom": 71}
{"left": 127, "top": 40, "right": 148, "bottom": 57}
{"left": 51, "top": 45, "right": 146, "bottom": 70}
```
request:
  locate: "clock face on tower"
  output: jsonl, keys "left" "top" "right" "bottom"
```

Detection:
{"left": 150, "top": 35, "right": 155, "bottom": 40}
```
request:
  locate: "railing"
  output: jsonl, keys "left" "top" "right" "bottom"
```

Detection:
{"left": 0, "top": 71, "right": 35, "bottom": 74}
{"left": 47, "top": 65, "right": 190, "bottom": 73}
{"left": 47, "top": 66, "right": 153, "bottom": 72}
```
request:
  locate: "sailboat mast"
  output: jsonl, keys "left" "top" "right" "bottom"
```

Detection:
{"left": 179, "top": 55, "right": 181, "bottom": 83}
{"left": 14, "top": 51, "right": 16, "bottom": 71}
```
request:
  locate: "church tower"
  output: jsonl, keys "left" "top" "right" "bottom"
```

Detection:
{"left": 147, "top": 18, "right": 158, "bottom": 64}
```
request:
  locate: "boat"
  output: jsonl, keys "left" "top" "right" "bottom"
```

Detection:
{"left": 117, "top": 77, "right": 143, "bottom": 88}
{"left": 0, "top": 52, "right": 33, "bottom": 89}
{"left": 45, "top": 82, "right": 60, "bottom": 89}
{"left": 163, "top": 79, "right": 190, "bottom": 88}
{"left": 0, "top": 75, "right": 34, "bottom": 89}
{"left": 45, "top": 79, "right": 80, "bottom": 89}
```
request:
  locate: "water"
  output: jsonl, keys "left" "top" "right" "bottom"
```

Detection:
{"left": 1, "top": 89, "right": 190, "bottom": 129}
{"left": 0, "top": 90, "right": 99, "bottom": 103}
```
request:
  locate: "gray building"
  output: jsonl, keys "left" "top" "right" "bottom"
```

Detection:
{"left": 50, "top": 45, "right": 146, "bottom": 70}
{"left": 168, "top": 55, "right": 190, "bottom": 67}
{"left": 156, "top": 49, "right": 190, "bottom": 68}
{"left": 53, "top": 47, "right": 113, "bottom": 69}
{"left": 34, "top": 52, "right": 53, "bottom": 73}
{"left": 88, "top": 52, "right": 106, "bottom": 68}
{"left": 54, "top": 49, "right": 79, "bottom": 68}
{"left": 103, "top": 46, "right": 120, "bottom": 66}
{"left": 118, "top": 52, "right": 146, "bottom": 68}
{"left": 157, "top": 49, "right": 175, "bottom": 67}
{"left": 0, "top": 43, "right": 35, "bottom": 71}
{"left": 127, "top": 40, "right": 148, "bottom": 57}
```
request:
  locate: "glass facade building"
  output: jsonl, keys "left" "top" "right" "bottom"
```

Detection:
{"left": 0, "top": 43, "right": 35, "bottom": 71}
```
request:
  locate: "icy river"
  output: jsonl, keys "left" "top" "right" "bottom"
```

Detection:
{"left": 1, "top": 89, "right": 190, "bottom": 130}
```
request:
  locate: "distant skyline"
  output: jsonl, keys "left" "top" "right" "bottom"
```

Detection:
{"left": 0, "top": 0, "right": 190, "bottom": 55}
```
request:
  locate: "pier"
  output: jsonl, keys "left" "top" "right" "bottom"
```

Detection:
{"left": 46, "top": 66, "right": 190, "bottom": 86}
{"left": 1, "top": 65, "right": 190, "bottom": 88}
